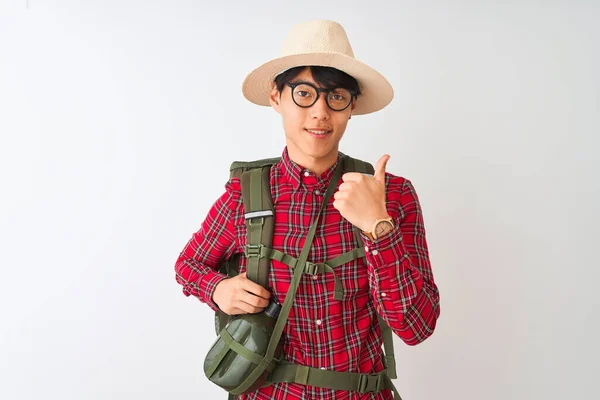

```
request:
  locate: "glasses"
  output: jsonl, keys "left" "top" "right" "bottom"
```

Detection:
{"left": 285, "top": 81, "right": 356, "bottom": 111}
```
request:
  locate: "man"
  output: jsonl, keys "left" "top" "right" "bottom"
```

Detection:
{"left": 174, "top": 20, "right": 440, "bottom": 399}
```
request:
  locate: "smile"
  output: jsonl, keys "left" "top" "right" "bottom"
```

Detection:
{"left": 305, "top": 129, "right": 332, "bottom": 136}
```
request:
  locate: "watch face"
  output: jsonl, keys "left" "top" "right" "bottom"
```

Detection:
{"left": 375, "top": 221, "right": 393, "bottom": 237}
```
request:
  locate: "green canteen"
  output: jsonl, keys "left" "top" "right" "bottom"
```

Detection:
{"left": 203, "top": 300, "right": 282, "bottom": 393}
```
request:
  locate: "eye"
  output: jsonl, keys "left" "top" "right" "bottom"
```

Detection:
{"left": 296, "top": 90, "right": 311, "bottom": 98}
{"left": 329, "top": 89, "right": 350, "bottom": 102}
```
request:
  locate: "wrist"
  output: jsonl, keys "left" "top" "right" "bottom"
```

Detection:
{"left": 362, "top": 214, "right": 394, "bottom": 241}
{"left": 360, "top": 208, "right": 389, "bottom": 231}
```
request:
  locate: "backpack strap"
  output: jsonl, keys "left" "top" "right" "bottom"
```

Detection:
{"left": 241, "top": 167, "right": 273, "bottom": 288}
{"left": 340, "top": 151, "right": 375, "bottom": 175}
{"left": 230, "top": 157, "right": 281, "bottom": 289}
{"left": 230, "top": 157, "right": 281, "bottom": 173}
{"left": 267, "top": 361, "right": 403, "bottom": 399}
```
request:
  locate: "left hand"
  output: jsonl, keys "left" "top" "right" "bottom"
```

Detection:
{"left": 333, "top": 154, "right": 391, "bottom": 232}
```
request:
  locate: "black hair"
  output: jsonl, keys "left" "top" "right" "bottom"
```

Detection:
{"left": 274, "top": 66, "right": 362, "bottom": 98}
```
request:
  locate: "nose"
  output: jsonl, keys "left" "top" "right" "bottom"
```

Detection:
{"left": 310, "top": 92, "right": 330, "bottom": 120}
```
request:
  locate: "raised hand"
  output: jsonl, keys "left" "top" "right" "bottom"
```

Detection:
{"left": 333, "top": 154, "right": 391, "bottom": 232}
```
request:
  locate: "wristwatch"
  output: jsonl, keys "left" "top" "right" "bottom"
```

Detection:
{"left": 362, "top": 216, "right": 395, "bottom": 241}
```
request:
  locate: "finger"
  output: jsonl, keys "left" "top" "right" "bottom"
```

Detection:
{"left": 374, "top": 154, "right": 390, "bottom": 183}
{"left": 230, "top": 307, "right": 246, "bottom": 315}
{"left": 342, "top": 172, "right": 364, "bottom": 183}
{"left": 333, "top": 199, "right": 345, "bottom": 211}
{"left": 224, "top": 306, "right": 245, "bottom": 316}
{"left": 241, "top": 279, "right": 272, "bottom": 300}
{"left": 235, "top": 300, "right": 263, "bottom": 314}
{"left": 334, "top": 190, "right": 347, "bottom": 200}
{"left": 237, "top": 271, "right": 250, "bottom": 282}
{"left": 338, "top": 182, "right": 355, "bottom": 192}
{"left": 238, "top": 273, "right": 271, "bottom": 299}
{"left": 240, "top": 290, "right": 270, "bottom": 308}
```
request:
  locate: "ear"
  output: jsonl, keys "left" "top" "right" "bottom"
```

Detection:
{"left": 349, "top": 98, "right": 357, "bottom": 117}
{"left": 269, "top": 83, "right": 281, "bottom": 114}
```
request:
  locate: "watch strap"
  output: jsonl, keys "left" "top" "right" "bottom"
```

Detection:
{"left": 362, "top": 217, "right": 394, "bottom": 241}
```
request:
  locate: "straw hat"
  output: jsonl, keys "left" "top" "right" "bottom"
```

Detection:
{"left": 241, "top": 20, "right": 394, "bottom": 115}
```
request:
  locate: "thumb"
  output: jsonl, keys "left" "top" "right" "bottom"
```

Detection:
{"left": 373, "top": 154, "right": 390, "bottom": 183}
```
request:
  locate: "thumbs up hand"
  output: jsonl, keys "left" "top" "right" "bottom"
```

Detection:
{"left": 333, "top": 154, "right": 392, "bottom": 232}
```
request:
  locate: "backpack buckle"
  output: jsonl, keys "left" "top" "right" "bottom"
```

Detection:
{"left": 304, "top": 262, "right": 319, "bottom": 276}
{"left": 248, "top": 217, "right": 265, "bottom": 227}
{"left": 245, "top": 210, "right": 273, "bottom": 227}
{"left": 244, "top": 244, "right": 263, "bottom": 258}
{"left": 358, "top": 373, "right": 383, "bottom": 393}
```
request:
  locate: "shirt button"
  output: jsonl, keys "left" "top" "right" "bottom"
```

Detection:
{"left": 381, "top": 292, "right": 387, "bottom": 297}
{"left": 314, "top": 190, "right": 321, "bottom": 195}
{"left": 312, "top": 275, "right": 318, "bottom": 280}
{"left": 364, "top": 246, "right": 369, "bottom": 253}
{"left": 320, "top": 367, "right": 326, "bottom": 370}
{"left": 372, "top": 250, "right": 379, "bottom": 256}
{"left": 303, "top": 171, "right": 310, "bottom": 177}
{"left": 316, "top": 319, "right": 322, "bottom": 326}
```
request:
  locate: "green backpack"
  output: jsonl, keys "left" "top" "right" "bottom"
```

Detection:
{"left": 207, "top": 152, "right": 402, "bottom": 400}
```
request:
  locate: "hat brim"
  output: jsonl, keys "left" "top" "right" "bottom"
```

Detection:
{"left": 241, "top": 52, "right": 394, "bottom": 115}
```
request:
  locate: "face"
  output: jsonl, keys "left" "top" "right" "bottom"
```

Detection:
{"left": 269, "top": 67, "right": 356, "bottom": 172}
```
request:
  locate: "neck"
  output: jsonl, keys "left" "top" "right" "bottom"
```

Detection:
{"left": 287, "top": 146, "right": 339, "bottom": 176}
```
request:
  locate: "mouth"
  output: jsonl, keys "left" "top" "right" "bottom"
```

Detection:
{"left": 305, "top": 128, "right": 332, "bottom": 137}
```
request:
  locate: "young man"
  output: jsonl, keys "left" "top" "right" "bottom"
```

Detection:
{"left": 174, "top": 20, "right": 440, "bottom": 399}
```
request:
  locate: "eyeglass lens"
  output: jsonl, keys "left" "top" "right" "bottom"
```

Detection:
{"left": 291, "top": 83, "right": 352, "bottom": 111}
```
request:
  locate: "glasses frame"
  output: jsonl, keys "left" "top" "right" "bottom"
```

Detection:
{"left": 285, "top": 81, "right": 357, "bottom": 111}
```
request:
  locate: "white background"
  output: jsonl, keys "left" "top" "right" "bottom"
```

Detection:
{"left": 1, "top": 1, "right": 598, "bottom": 399}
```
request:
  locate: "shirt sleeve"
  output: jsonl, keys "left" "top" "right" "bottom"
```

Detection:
{"left": 173, "top": 178, "right": 241, "bottom": 312}
{"left": 360, "top": 175, "right": 441, "bottom": 346}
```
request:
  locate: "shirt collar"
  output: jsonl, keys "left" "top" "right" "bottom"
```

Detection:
{"left": 279, "top": 146, "right": 341, "bottom": 192}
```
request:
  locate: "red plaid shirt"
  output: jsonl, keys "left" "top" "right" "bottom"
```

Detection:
{"left": 174, "top": 147, "right": 440, "bottom": 399}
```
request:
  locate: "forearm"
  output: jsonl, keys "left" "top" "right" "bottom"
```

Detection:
{"left": 363, "top": 233, "right": 440, "bottom": 345}
{"left": 174, "top": 180, "right": 240, "bottom": 311}
{"left": 175, "top": 250, "right": 230, "bottom": 312}
{"left": 361, "top": 178, "right": 440, "bottom": 345}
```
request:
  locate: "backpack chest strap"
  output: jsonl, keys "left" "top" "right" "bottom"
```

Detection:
{"left": 244, "top": 245, "right": 366, "bottom": 301}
